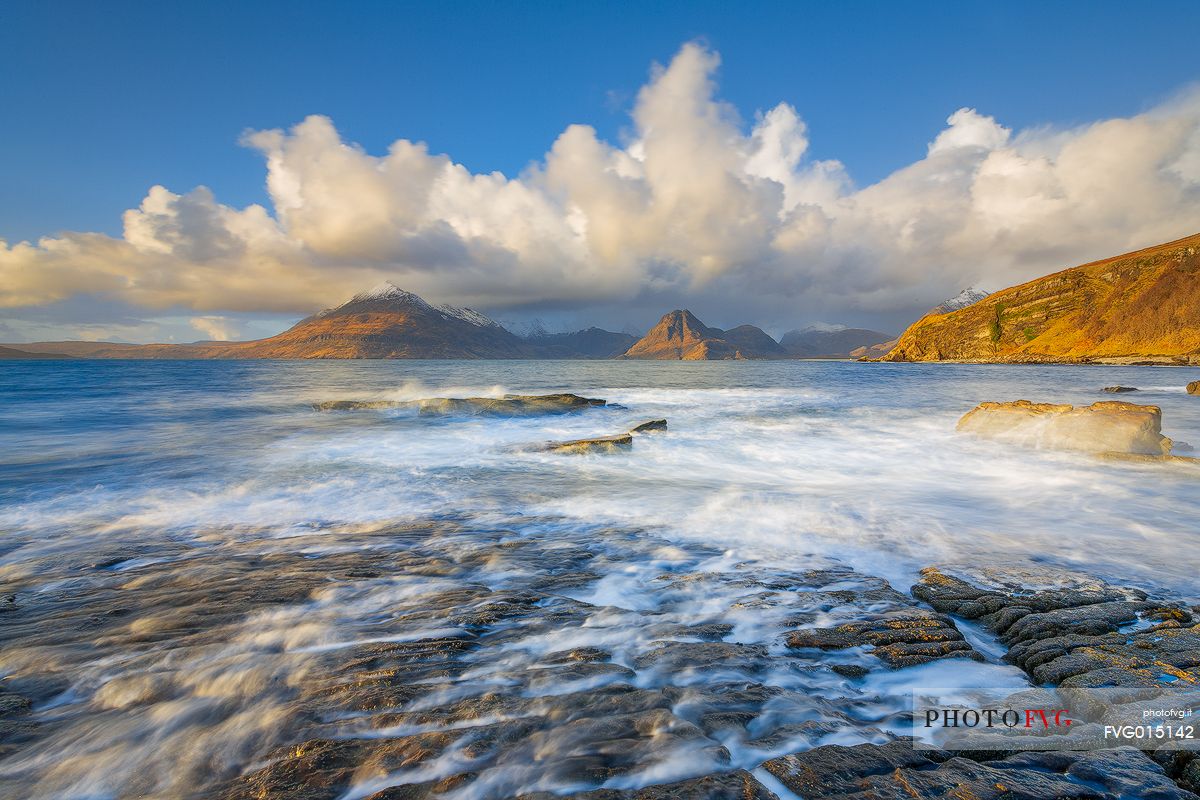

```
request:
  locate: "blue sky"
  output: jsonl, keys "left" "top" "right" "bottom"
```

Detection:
{"left": 2, "top": 1, "right": 1200, "bottom": 341}
{"left": 4, "top": 0, "right": 1197, "bottom": 242}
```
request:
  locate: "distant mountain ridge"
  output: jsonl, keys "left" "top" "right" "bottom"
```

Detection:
{"left": 620, "top": 310, "right": 785, "bottom": 360}
{"left": 19, "top": 271, "right": 1142, "bottom": 363}
{"left": 0, "top": 345, "right": 73, "bottom": 360}
{"left": 4, "top": 285, "right": 640, "bottom": 360}
{"left": 779, "top": 327, "right": 894, "bottom": 358}
{"left": 526, "top": 328, "right": 639, "bottom": 359}
{"left": 881, "top": 233, "right": 1200, "bottom": 363}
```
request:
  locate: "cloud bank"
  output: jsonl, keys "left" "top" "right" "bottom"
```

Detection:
{"left": 3, "top": 42, "right": 1200, "bottom": 333}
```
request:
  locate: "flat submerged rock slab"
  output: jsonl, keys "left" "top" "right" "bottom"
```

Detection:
{"left": 786, "top": 609, "right": 983, "bottom": 669}
{"left": 541, "top": 433, "right": 634, "bottom": 454}
{"left": 912, "top": 567, "right": 1199, "bottom": 688}
{"left": 313, "top": 393, "right": 609, "bottom": 415}
{"left": 957, "top": 399, "right": 1173, "bottom": 456}
{"left": 538, "top": 419, "right": 668, "bottom": 453}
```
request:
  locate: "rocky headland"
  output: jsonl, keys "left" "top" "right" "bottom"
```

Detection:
{"left": 881, "top": 232, "right": 1200, "bottom": 364}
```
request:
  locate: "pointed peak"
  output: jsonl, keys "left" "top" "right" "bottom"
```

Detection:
{"left": 649, "top": 308, "right": 722, "bottom": 340}
{"left": 660, "top": 309, "right": 700, "bottom": 323}
{"left": 350, "top": 281, "right": 430, "bottom": 306}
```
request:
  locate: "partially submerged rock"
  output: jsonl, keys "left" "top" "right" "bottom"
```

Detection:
{"left": 314, "top": 393, "right": 609, "bottom": 415}
{"left": 539, "top": 419, "right": 667, "bottom": 454}
{"left": 313, "top": 400, "right": 404, "bottom": 411}
{"left": 219, "top": 735, "right": 471, "bottom": 800}
{"left": 18, "top": 518, "right": 1198, "bottom": 800}
{"left": 957, "top": 399, "right": 1172, "bottom": 456}
{"left": 415, "top": 393, "right": 608, "bottom": 416}
{"left": 912, "top": 567, "right": 1199, "bottom": 687}
{"left": 786, "top": 609, "right": 982, "bottom": 668}
{"left": 540, "top": 433, "right": 633, "bottom": 455}
{"left": 1188, "top": 380, "right": 1200, "bottom": 395}
{"left": 1103, "top": 385, "right": 1138, "bottom": 393}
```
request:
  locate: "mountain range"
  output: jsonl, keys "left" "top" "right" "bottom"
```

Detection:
{"left": 1, "top": 283, "right": 890, "bottom": 361}
{"left": 5, "top": 232, "right": 1197, "bottom": 363}
{"left": 779, "top": 326, "right": 899, "bottom": 359}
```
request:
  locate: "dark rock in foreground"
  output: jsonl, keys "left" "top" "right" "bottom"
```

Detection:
{"left": 219, "top": 735, "right": 473, "bottom": 800}
{"left": 763, "top": 740, "right": 1199, "bottom": 799}
{"left": 912, "top": 567, "right": 1199, "bottom": 687}
{"left": 10, "top": 518, "right": 1198, "bottom": 800}
{"left": 787, "top": 609, "right": 982, "bottom": 668}
{"left": 314, "top": 393, "right": 609, "bottom": 415}
{"left": 630, "top": 419, "right": 668, "bottom": 433}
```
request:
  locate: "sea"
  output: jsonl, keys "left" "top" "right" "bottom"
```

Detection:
{"left": 1, "top": 359, "right": 1197, "bottom": 798}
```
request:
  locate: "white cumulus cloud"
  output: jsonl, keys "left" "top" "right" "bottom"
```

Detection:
{"left": 2, "top": 41, "right": 1199, "bottom": 331}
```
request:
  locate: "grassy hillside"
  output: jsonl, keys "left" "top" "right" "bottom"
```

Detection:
{"left": 881, "top": 232, "right": 1200, "bottom": 363}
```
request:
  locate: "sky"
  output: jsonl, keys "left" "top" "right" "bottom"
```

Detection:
{"left": 2, "top": 0, "right": 1200, "bottom": 343}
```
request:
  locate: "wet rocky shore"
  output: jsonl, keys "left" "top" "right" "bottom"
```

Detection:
{"left": 1, "top": 515, "right": 1197, "bottom": 800}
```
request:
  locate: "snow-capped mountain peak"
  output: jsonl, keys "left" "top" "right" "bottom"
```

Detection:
{"left": 332, "top": 282, "right": 504, "bottom": 330}
{"left": 350, "top": 281, "right": 431, "bottom": 308}
{"left": 930, "top": 287, "right": 990, "bottom": 315}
